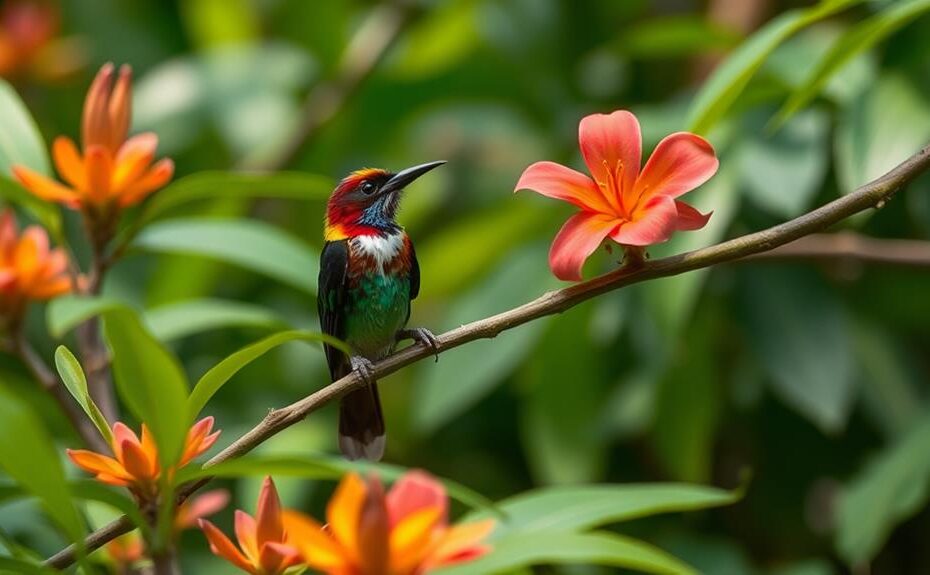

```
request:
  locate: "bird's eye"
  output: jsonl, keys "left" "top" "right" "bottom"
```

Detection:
{"left": 360, "top": 181, "right": 376, "bottom": 195}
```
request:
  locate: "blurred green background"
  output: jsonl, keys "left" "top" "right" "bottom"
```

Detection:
{"left": 3, "top": 0, "right": 930, "bottom": 573}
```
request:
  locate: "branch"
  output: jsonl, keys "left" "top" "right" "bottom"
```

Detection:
{"left": 747, "top": 232, "right": 930, "bottom": 268}
{"left": 45, "top": 143, "right": 930, "bottom": 568}
{"left": 240, "top": 1, "right": 418, "bottom": 172}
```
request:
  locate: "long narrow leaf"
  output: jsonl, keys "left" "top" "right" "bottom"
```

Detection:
{"left": 187, "top": 330, "right": 344, "bottom": 418}
{"left": 687, "top": 0, "right": 863, "bottom": 134}
{"left": 54, "top": 347, "right": 113, "bottom": 444}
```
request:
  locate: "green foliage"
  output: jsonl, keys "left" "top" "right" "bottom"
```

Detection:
{"left": 738, "top": 269, "right": 855, "bottom": 433}
{"left": 837, "top": 413, "right": 930, "bottom": 566}
{"left": 775, "top": 0, "right": 930, "bottom": 127}
{"left": 438, "top": 531, "right": 697, "bottom": 575}
{"left": 133, "top": 219, "right": 319, "bottom": 294}
{"left": 0, "top": 384, "right": 84, "bottom": 544}
{"left": 104, "top": 309, "right": 190, "bottom": 466}
{"left": 54, "top": 347, "right": 113, "bottom": 444}
{"left": 187, "top": 329, "right": 343, "bottom": 418}
{"left": 687, "top": 0, "right": 862, "bottom": 134}
{"left": 146, "top": 298, "right": 289, "bottom": 341}
{"left": 0, "top": 80, "right": 50, "bottom": 177}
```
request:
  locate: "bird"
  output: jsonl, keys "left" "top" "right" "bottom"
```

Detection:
{"left": 318, "top": 161, "right": 444, "bottom": 461}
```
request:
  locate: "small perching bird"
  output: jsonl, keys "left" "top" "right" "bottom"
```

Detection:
{"left": 318, "top": 161, "right": 444, "bottom": 460}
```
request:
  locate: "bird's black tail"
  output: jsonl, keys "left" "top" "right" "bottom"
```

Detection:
{"left": 338, "top": 381, "right": 385, "bottom": 461}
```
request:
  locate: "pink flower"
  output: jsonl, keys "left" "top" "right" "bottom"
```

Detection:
{"left": 515, "top": 110, "right": 719, "bottom": 281}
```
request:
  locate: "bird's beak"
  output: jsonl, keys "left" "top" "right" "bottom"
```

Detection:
{"left": 380, "top": 160, "right": 446, "bottom": 196}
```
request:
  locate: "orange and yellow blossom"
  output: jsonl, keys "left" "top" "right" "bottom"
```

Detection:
{"left": 13, "top": 62, "right": 174, "bottom": 213}
{"left": 282, "top": 470, "right": 495, "bottom": 575}
{"left": 0, "top": 209, "right": 71, "bottom": 318}
{"left": 515, "top": 110, "right": 718, "bottom": 281}
{"left": 66, "top": 417, "right": 219, "bottom": 501}
{"left": 199, "top": 477, "right": 303, "bottom": 575}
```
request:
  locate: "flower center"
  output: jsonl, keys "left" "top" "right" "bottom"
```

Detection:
{"left": 599, "top": 159, "right": 629, "bottom": 219}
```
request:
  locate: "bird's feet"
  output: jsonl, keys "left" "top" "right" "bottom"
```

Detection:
{"left": 397, "top": 327, "right": 441, "bottom": 362}
{"left": 350, "top": 355, "right": 377, "bottom": 386}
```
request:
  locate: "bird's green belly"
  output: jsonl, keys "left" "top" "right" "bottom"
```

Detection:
{"left": 343, "top": 273, "right": 410, "bottom": 358}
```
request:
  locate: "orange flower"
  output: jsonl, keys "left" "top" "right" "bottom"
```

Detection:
{"left": 176, "top": 489, "right": 231, "bottom": 530}
{"left": 0, "top": 0, "right": 58, "bottom": 77}
{"left": 13, "top": 62, "right": 174, "bottom": 211}
{"left": 283, "top": 470, "right": 495, "bottom": 575}
{"left": 515, "top": 110, "right": 719, "bottom": 281}
{"left": 105, "top": 532, "right": 144, "bottom": 568}
{"left": 67, "top": 417, "right": 219, "bottom": 500}
{"left": 199, "top": 477, "right": 303, "bottom": 575}
{"left": 0, "top": 209, "right": 71, "bottom": 316}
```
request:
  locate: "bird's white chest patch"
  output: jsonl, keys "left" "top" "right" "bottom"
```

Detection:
{"left": 352, "top": 233, "right": 405, "bottom": 274}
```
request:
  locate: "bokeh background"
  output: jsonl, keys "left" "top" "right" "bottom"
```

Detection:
{"left": 2, "top": 0, "right": 930, "bottom": 573}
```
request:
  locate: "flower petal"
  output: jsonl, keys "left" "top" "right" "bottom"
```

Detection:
{"left": 52, "top": 137, "right": 85, "bottom": 189}
{"left": 327, "top": 473, "right": 366, "bottom": 562}
{"left": 611, "top": 194, "right": 679, "bottom": 246}
{"left": 424, "top": 519, "right": 496, "bottom": 570}
{"left": 200, "top": 519, "right": 257, "bottom": 574}
{"left": 674, "top": 200, "right": 712, "bottom": 231}
{"left": 255, "top": 477, "right": 285, "bottom": 548}
{"left": 107, "top": 65, "right": 132, "bottom": 151}
{"left": 281, "top": 510, "right": 351, "bottom": 571}
{"left": 12, "top": 165, "right": 80, "bottom": 205}
{"left": 548, "top": 211, "right": 619, "bottom": 281}
{"left": 235, "top": 510, "right": 260, "bottom": 563}
{"left": 119, "top": 438, "right": 156, "bottom": 482}
{"left": 112, "top": 132, "right": 157, "bottom": 192}
{"left": 634, "top": 132, "right": 718, "bottom": 202}
{"left": 387, "top": 470, "right": 448, "bottom": 528}
{"left": 514, "top": 161, "right": 610, "bottom": 213}
{"left": 579, "top": 111, "right": 641, "bottom": 204}
{"left": 118, "top": 158, "right": 174, "bottom": 207}
{"left": 177, "top": 490, "right": 230, "bottom": 529}
{"left": 389, "top": 507, "right": 444, "bottom": 574}
{"left": 260, "top": 542, "right": 302, "bottom": 573}
{"left": 84, "top": 145, "right": 113, "bottom": 203}
{"left": 112, "top": 422, "right": 140, "bottom": 460}
{"left": 82, "top": 63, "right": 114, "bottom": 151}
{"left": 66, "top": 449, "right": 130, "bottom": 480}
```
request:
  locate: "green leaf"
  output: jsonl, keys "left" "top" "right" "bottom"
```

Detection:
{"left": 737, "top": 268, "right": 855, "bottom": 433}
{"left": 0, "top": 556, "right": 59, "bottom": 575}
{"left": 178, "top": 455, "right": 496, "bottom": 514}
{"left": 737, "top": 108, "right": 829, "bottom": 218}
{"left": 0, "top": 382, "right": 85, "bottom": 544}
{"left": 135, "top": 171, "right": 332, "bottom": 227}
{"left": 0, "top": 79, "right": 50, "bottom": 177}
{"left": 69, "top": 481, "right": 148, "bottom": 533}
{"left": 133, "top": 219, "right": 318, "bottom": 294}
{"left": 0, "top": 176, "right": 62, "bottom": 242}
{"left": 837, "top": 413, "right": 930, "bottom": 565}
{"left": 437, "top": 531, "right": 697, "bottom": 575}
{"left": 146, "top": 298, "right": 290, "bottom": 342}
{"left": 46, "top": 295, "right": 130, "bottom": 339}
{"left": 54, "top": 346, "right": 114, "bottom": 445}
{"left": 104, "top": 309, "right": 190, "bottom": 466}
{"left": 835, "top": 73, "right": 930, "bottom": 194}
{"left": 389, "top": 0, "right": 480, "bottom": 79}
{"left": 618, "top": 16, "right": 741, "bottom": 58}
{"left": 415, "top": 203, "right": 550, "bottom": 299}
{"left": 774, "top": 0, "right": 930, "bottom": 127}
{"left": 686, "top": 0, "right": 862, "bottom": 134}
{"left": 464, "top": 481, "right": 742, "bottom": 539}
{"left": 412, "top": 247, "right": 556, "bottom": 434}
{"left": 187, "top": 330, "right": 344, "bottom": 418}
{"left": 521, "top": 306, "right": 606, "bottom": 485}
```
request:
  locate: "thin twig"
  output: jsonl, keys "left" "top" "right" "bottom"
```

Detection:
{"left": 44, "top": 144, "right": 930, "bottom": 568}
{"left": 12, "top": 330, "right": 109, "bottom": 454}
{"left": 239, "top": 0, "right": 418, "bottom": 172}
{"left": 746, "top": 232, "right": 930, "bottom": 267}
